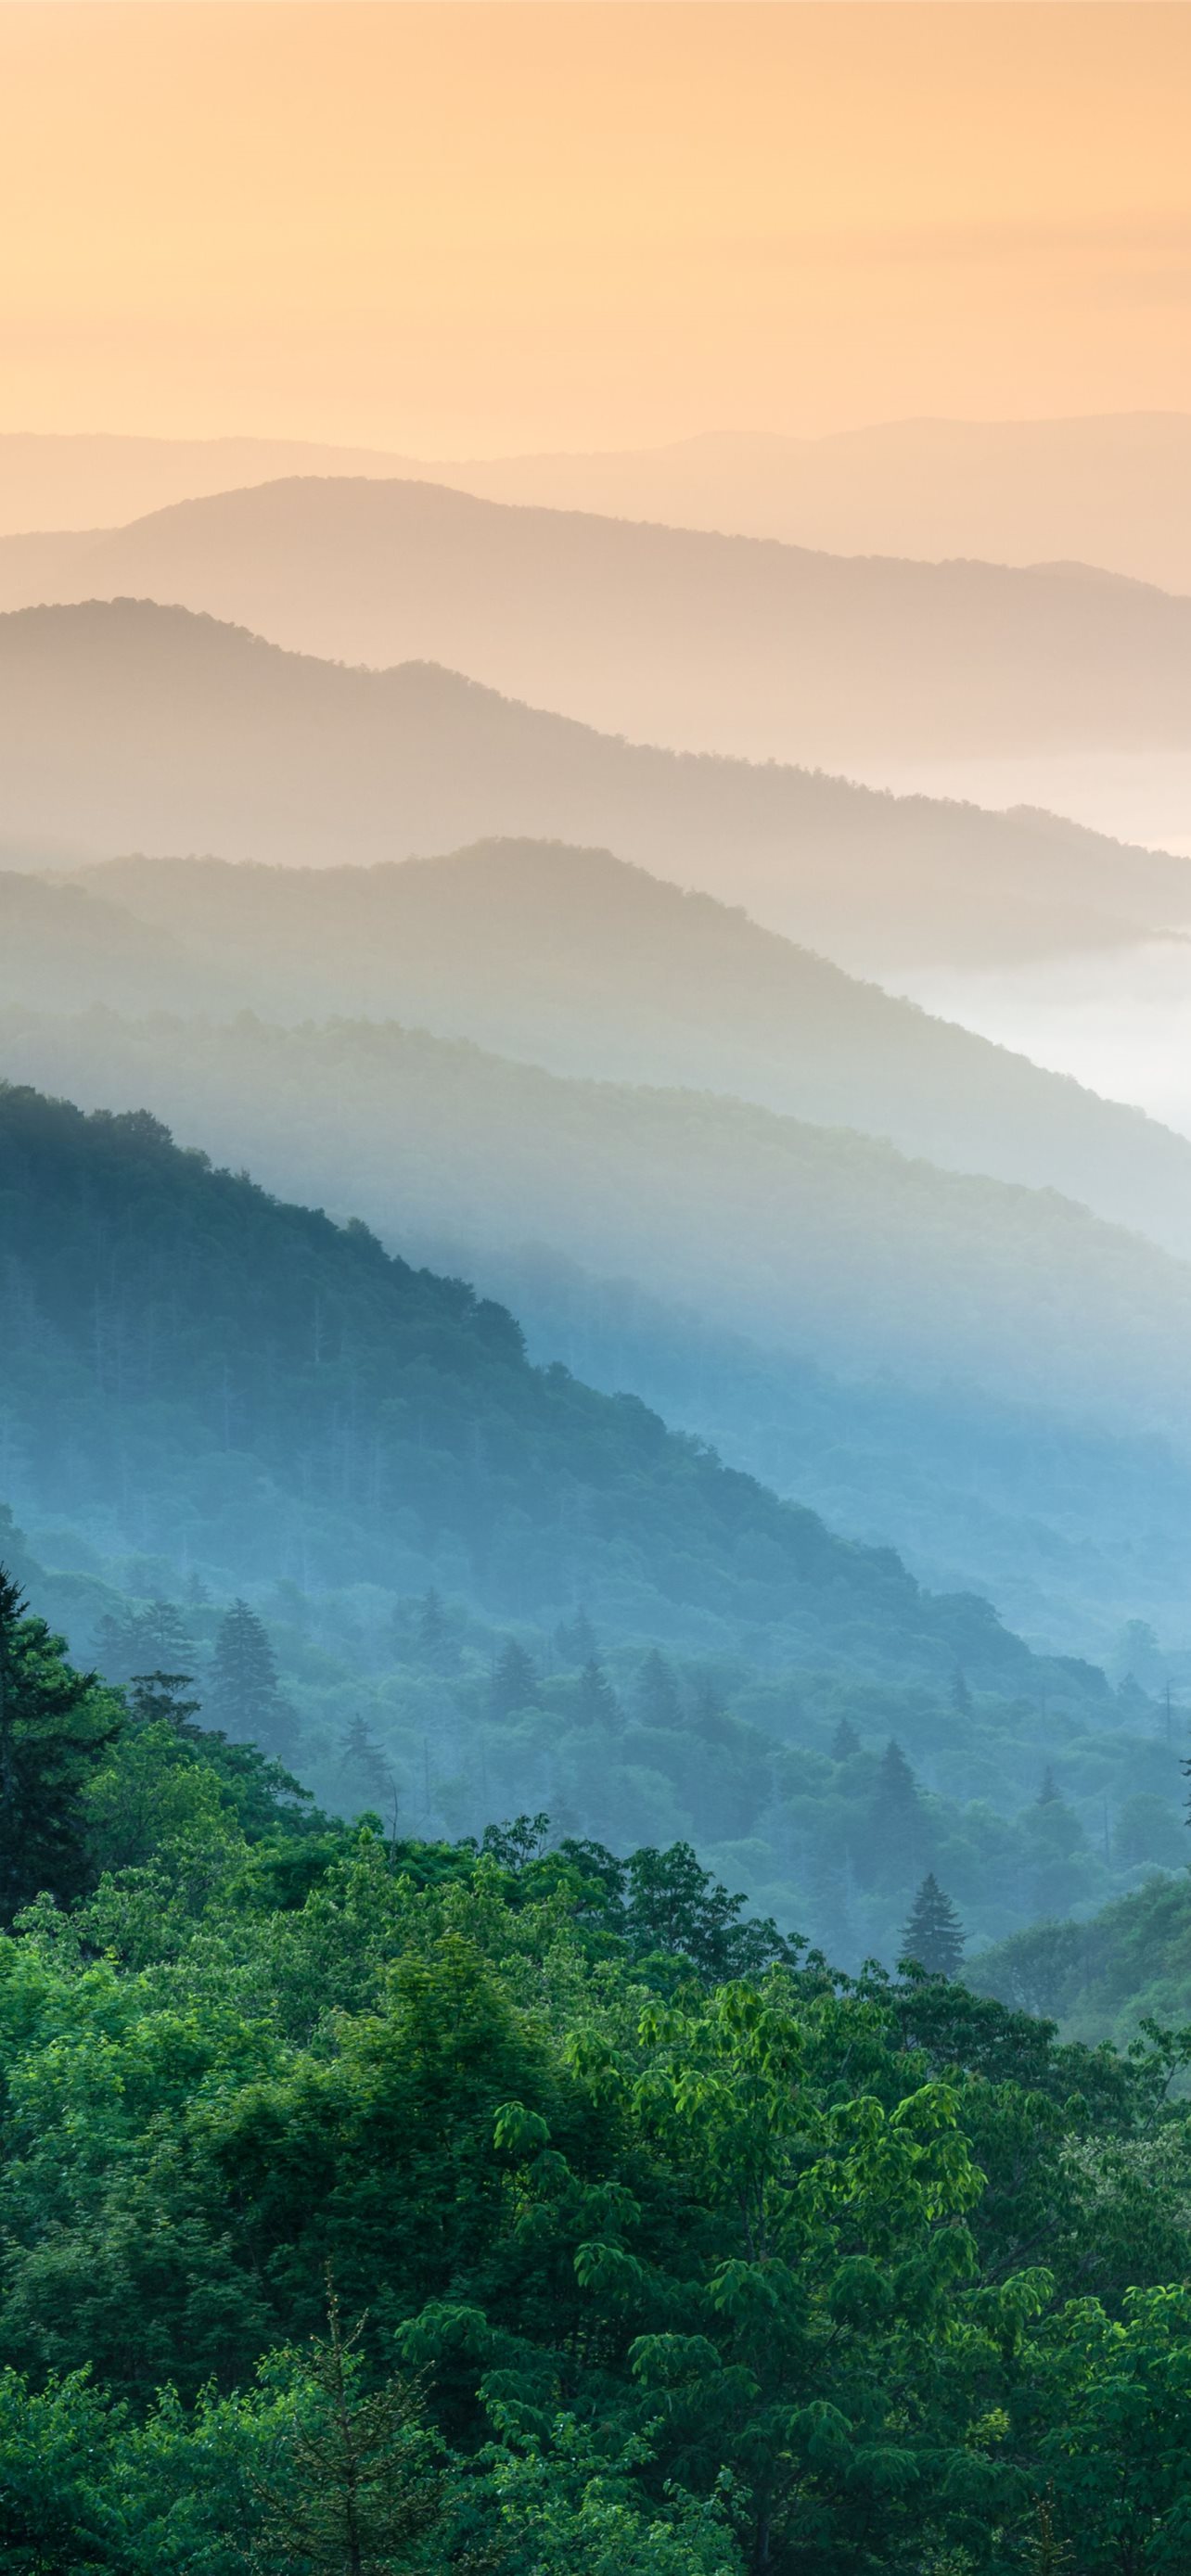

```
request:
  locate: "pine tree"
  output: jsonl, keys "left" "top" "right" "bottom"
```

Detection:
{"left": 415, "top": 1588, "right": 456, "bottom": 1671}
{"left": 209, "top": 1600, "right": 296, "bottom": 1759}
{"left": 0, "top": 1566, "right": 121, "bottom": 1923}
{"left": 137, "top": 1599, "right": 196, "bottom": 1672}
{"left": 858, "top": 1739, "right": 928, "bottom": 1889}
{"left": 338, "top": 1715, "right": 395, "bottom": 1812}
{"left": 900, "top": 1873, "right": 966, "bottom": 1979}
{"left": 554, "top": 1607, "right": 600, "bottom": 1667}
{"left": 127, "top": 1670, "right": 204, "bottom": 1738}
{"left": 635, "top": 1647, "right": 684, "bottom": 1731}
{"left": 487, "top": 1639, "right": 540, "bottom": 1723}
{"left": 830, "top": 1716, "right": 862, "bottom": 1763}
{"left": 1037, "top": 1766, "right": 1060, "bottom": 1805}
{"left": 573, "top": 1657, "right": 621, "bottom": 1731}
{"left": 251, "top": 2272, "right": 444, "bottom": 2575}
{"left": 951, "top": 1668, "right": 973, "bottom": 1715}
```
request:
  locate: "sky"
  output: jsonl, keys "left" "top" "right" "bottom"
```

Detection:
{"left": 3, "top": 3, "right": 1191, "bottom": 453}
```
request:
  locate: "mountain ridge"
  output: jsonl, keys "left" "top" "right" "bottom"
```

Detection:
{"left": 2, "top": 598, "right": 1188, "bottom": 974}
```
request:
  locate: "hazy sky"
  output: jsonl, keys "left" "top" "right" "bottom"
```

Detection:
{"left": 4, "top": 3, "right": 1191, "bottom": 452}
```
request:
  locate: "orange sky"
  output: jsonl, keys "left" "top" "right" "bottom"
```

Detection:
{"left": 3, "top": 3, "right": 1191, "bottom": 451}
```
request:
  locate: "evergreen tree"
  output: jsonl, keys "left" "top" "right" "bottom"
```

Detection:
{"left": 415, "top": 1588, "right": 454, "bottom": 1670}
{"left": 137, "top": 1599, "right": 196, "bottom": 1672}
{"left": 251, "top": 2274, "right": 444, "bottom": 2575}
{"left": 859, "top": 1739, "right": 928, "bottom": 1887}
{"left": 1038, "top": 1765, "right": 1060, "bottom": 1804}
{"left": 554, "top": 1607, "right": 600, "bottom": 1667}
{"left": 487, "top": 1639, "right": 540, "bottom": 1723}
{"left": 573, "top": 1657, "right": 621, "bottom": 1731}
{"left": 951, "top": 1667, "right": 973, "bottom": 1715}
{"left": 830, "top": 1716, "right": 862, "bottom": 1763}
{"left": 901, "top": 1872, "right": 966, "bottom": 1979}
{"left": 338, "top": 1715, "right": 395, "bottom": 1811}
{"left": 127, "top": 1669, "right": 203, "bottom": 1738}
{"left": 208, "top": 1600, "right": 296, "bottom": 1759}
{"left": 636, "top": 1647, "right": 684, "bottom": 1731}
{"left": 0, "top": 1566, "right": 121, "bottom": 1922}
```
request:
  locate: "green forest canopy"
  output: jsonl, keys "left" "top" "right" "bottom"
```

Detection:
{"left": 3, "top": 1579, "right": 1191, "bottom": 2573}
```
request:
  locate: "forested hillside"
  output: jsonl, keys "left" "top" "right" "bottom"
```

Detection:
{"left": 0, "top": 1080, "right": 1027, "bottom": 1681}
{"left": 11, "top": 1083, "right": 1183, "bottom": 1971}
{"left": 4, "top": 599, "right": 1190, "bottom": 970}
{"left": 7, "top": 1007, "right": 1191, "bottom": 1449}
{"left": 36, "top": 841, "right": 1191, "bottom": 1261}
{"left": 2, "top": 1573, "right": 1191, "bottom": 2573}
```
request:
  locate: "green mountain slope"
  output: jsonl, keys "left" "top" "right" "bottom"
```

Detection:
{"left": 6, "top": 1009, "right": 1190, "bottom": 1451}
{"left": 0, "top": 1078, "right": 1049, "bottom": 1689}
{"left": 3, "top": 599, "right": 1188, "bottom": 971}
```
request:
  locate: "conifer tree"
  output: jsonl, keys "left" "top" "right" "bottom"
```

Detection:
{"left": 574, "top": 1657, "right": 621, "bottom": 1730}
{"left": 338, "top": 1715, "right": 395, "bottom": 1810}
{"left": 830, "top": 1716, "right": 862, "bottom": 1763}
{"left": 127, "top": 1670, "right": 203, "bottom": 1738}
{"left": 900, "top": 1872, "right": 966, "bottom": 1979}
{"left": 251, "top": 2273, "right": 444, "bottom": 2575}
{"left": 554, "top": 1607, "right": 600, "bottom": 1667}
{"left": 951, "top": 1668, "right": 973, "bottom": 1715}
{"left": 1038, "top": 1766, "right": 1060, "bottom": 1805}
{"left": 0, "top": 1566, "right": 121, "bottom": 1922}
{"left": 416, "top": 1588, "right": 453, "bottom": 1669}
{"left": 487, "top": 1639, "right": 540, "bottom": 1723}
{"left": 636, "top": 1647, "right": 684, "bottom": 1731}
{"left": 209, "top": 1600, "right": 295, "bottom": 1759}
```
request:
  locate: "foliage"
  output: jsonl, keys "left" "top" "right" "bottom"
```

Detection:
{"left": 0, "top": 1572, "right": 1189, "bottom": 2570}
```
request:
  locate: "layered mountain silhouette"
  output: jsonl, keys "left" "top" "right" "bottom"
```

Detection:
{"left": 0, "top": 1076, "right": 1065, "bottom": 1690}
{"left": 19, "top": 840, "right": 1191, "bottom": 1263}
{"left": 6, "top": 1002, "right": 1191, "bottom": 1448}
{"left": 5, "top": 415, "right": 1191, "bottom": 593}
{"left": 4, "top": 475, "right": 1191, "bottom": 779}
{"left": 3, "top": 601, "right": 1189, "bottom": 973}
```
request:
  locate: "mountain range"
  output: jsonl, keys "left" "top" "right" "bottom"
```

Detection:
{"left": 3, "top": 475, "right": 1190, "bottom": 784}
{"left": 0, "top": 1076, "right": 1059, "bottom": 1696}
{"left": 3, "top": 600, "right": 1189, "bottom": 976}
{"left": 6, "top": 840, "right": 1191, "bottom": 1263}
{"left": 5, "top": 415, "right": 1191, "bottom": 592}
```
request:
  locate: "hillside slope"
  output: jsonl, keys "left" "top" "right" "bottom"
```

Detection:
{"left": 6, "top": 1012, "right": 1191, "bottom": 1453}
{"left": 2, "top": 602, "right": 1189, "bottom": 973}
{"left": 5, "top": 475, "right": 1191, "bottom": 772}
{"left": 0, "top": 1079, "right": 1054, "bottom": 1687}
{"left": 58, "top": 841, "right": 1191, "bottom": 1265}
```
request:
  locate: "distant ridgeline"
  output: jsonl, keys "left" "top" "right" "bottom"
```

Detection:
{"left": 0, "top": 1079, "right": 1080, "bottom": 1693}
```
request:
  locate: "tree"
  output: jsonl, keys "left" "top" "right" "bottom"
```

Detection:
{"left": 0, "top": 1566, "right": 121, "bottom": 1922}
{"left": 830, "top": 1715, "right": 861, "bottom": 1762}
{"left": 487, "top": 1639, "right": 540, "bottom": 1723}
{"left": 901, "top": 1873, "right": 966, "bottom": 1979}
{"left": 573, "top": 1658, "right": 621, "bottom": 1732}
{"left": 251, "top": 2274, "right": 445, "bottom": 2575}
{"left": 339, "top": 1715, "right": 396, "bottom": 1814}
{"left": 209, "top": 1600, "right": 296, "bottom": 1759}
{"left": 127, "top": 1669, "right": 204, "bottom": 1738}
{"left": 481, "top": 1812, "right": 551, "bottom": 1871}
{"left": 624, "top": 1841, "right": 792, "bottom": 1981}
{"left": 951, "top": 1667, "right": 973, "bottom": 1715}
{"left": 415, "top": 1588, "right": 456, "bottom": 1672}
{"left": 554, "top": 1608, "right": 600, "bottom": 1667}
{"left": 635, "top": 1648, "right": 684, "bottom": 1731}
